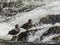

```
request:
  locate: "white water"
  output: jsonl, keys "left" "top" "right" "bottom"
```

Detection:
{"left": 42, "top": 34, "right": 60, "bottom": 42}
{"left": 27, "top": 24, "right": 51, "bottom": 42}
{"left": 0, "top": 1, "right": 60, "bottom": 42}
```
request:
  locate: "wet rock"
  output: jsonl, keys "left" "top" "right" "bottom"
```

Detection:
{"left": 52, "top": 36, "right": 60, "bottom": 42}
{"left": 42, "top": 26, "right": 60, "bottom": 36}
{"left": 48, "top": 26, "right": 60, "bottom": 34}
{"left": 39, "top": 14, "right": 60, "bottom": 24}
{"left": 3, "top": 2, "right": 7, "bottom": 8}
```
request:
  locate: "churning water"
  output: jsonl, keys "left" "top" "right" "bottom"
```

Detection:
{"left": 0, "top": 0, "right": 60, "bottom": 43}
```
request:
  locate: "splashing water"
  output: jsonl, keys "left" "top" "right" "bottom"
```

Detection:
{"left": 27, "top": 24, "right": 51, "bottom": 42}
{"left": 42, "top": 34, "right": 60, "bottom": 42}
{"left": 0, "top": 1, "right": 60, "bottom": 43}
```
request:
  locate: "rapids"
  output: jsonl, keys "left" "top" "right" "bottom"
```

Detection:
{"left": 0, "top": 0, "right": 60, "bottom": 43}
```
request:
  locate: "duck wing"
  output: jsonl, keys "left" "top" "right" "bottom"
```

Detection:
{"left": 8, "top": 29, "right": 19, "bottom": 35}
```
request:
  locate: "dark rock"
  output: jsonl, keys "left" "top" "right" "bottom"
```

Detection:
{"left": 3, "top": 2, "right": 7, "bottom": 8}
{"left": 17, "top": 31, "right": 30, "bottom": 41}
{"left": 42, "top": 26, "right": 60, "bottom": 37}
{"left": 52, "top": 36, "right": 60, "bottom": 42}
{"left": 39, "top": 14, "right": 60, "bottom": 24}
{"left": 48, "top": 26, "right": 60, "bottom": 34}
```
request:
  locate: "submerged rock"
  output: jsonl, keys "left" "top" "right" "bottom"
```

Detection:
{"left": 39, "top": 14, "right": 60, "bottom": 24}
